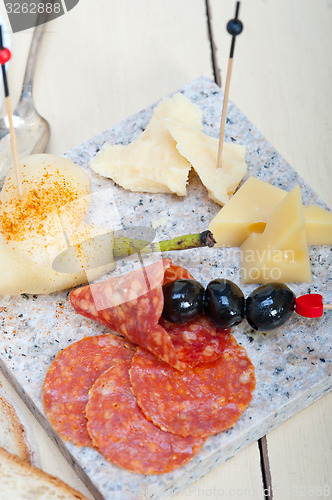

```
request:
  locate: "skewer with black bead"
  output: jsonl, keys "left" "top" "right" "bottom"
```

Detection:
{"left": 217, "top": 1, "right": 243, "bottom": 169}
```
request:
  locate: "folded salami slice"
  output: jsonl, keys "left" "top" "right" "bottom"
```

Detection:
{"left": 42, "top": 335, "right": 135, "bottom": 446}
{"left": 130, "top": 338, "right": 255, "bottom": 438}
{"left": 162, "top": 261, "right": 194, "bottom": 284}
{"left": 70, "top": 259, "right": 229, "bottom": 370}
{"left": 86, "top": 357, "right": 205, "bottom": 474}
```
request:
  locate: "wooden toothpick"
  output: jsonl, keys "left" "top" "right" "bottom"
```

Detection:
{"left": 216, "top": 1, "right": 243, "bottom": 169}
{"left": 0, "top": 26, "right": 23, "bottom": 196}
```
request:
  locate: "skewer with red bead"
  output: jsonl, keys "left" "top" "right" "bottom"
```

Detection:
{"left": 0, "top": 25, "right": 23, "bottom": 196}
{"left": 162, "top": 278, "right": 332, "bottom": 331}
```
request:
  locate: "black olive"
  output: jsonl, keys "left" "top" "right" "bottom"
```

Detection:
{"left": 246, "top": 283, "right": 296, "bottom": 331}
{"left": 204, "top": 279, "right": 245, "bottom": 328}
{"left": 162, "top": 280, "right": 205, "bottom": 323}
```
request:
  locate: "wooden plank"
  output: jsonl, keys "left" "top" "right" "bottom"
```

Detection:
{"left": 209, "top": 0, "right": 332, "bottom": 206}
{"left": 205, "top": 0, "right": 221, "bottom": 86}
{"left": 268, "top": 394, "right": 332, "bottom": 499}
{"left": 14, "top": 0, "right": 213, "bottom": 154}
{"left": 258, "top": 436, "right": 273, "bottom": 499}
{"left": 210, "top": 0, "right": 332, "bottom": 497}
{"left": 173, "top": 443, "right": 264, "bottom": 500}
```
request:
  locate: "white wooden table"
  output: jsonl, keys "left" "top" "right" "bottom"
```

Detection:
{"left": 0, "top": 1, "right": 331, "bottom": 498}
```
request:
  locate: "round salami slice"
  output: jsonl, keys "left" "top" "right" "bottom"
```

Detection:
{"left": 130, "top": 338, "right": 255, "bottom": 438}
{"left": 42, "top": 335, "right": 135, "bottom": 446}
{"left": 159, "top": 315, "right": 230, "bottom": 367}
{"left": 86, "top": 358, "right": 205, "bottom": 474}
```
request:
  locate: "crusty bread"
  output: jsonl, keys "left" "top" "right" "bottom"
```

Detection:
{"left": 0, "top": 447, "right": 89, "bottom": 500}
{"left": 0, "top": 393, "right": 32, "bottom": 463}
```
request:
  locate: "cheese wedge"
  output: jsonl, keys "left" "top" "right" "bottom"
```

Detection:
{"left": 167, "top": 121, "right": 247, "bottom": 205}
{"left": 303, "top": 205, "right": 332, "bottom": 245}
{"left": 240, "top": 186, "right": 312, "bottom": 283}
{"left": 90, "top": 94, "right": 202, "bottom": 196}
{"left": 209, "top": 176, "right": 332, "bottom": 247}
{"left": 208, "top": 176, "right": 287, "bottom": 246}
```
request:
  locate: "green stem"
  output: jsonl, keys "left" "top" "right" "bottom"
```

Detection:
{"left": 113, "top": 230, "right": 216, "bottom": 259}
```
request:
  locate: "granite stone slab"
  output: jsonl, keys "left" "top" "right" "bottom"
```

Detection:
{"left": 0, "top": 77, "right": 331, "bottom": 500}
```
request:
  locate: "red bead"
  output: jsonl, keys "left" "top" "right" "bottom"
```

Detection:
{"left": 0, "top": 47, "right": 11, "bottom": 65}
{"left": 295, "top": 294, "right": 323, "bottom": 318}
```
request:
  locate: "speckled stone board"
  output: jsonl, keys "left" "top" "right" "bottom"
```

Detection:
{"left": 0, "top": 77, "right": 331, "bottom": 500}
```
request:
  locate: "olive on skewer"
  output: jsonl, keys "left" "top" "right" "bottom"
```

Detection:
{"left": 162, "top": 278, "right": 330, "bottom": 331}
{"left": 162, "top": 280, "right": 205, "bottom": 323}
{"left": 245, "top": 283, "right": 295, "bottom": 331}
{"left": 204, "top": 280, "right": 245, "bottom": 329}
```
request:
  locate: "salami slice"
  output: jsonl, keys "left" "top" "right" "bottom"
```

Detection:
{"left": 162, "top": 262, "right": 194, "bottom": 284}
{"left": 70, "top": 259, "right": 229, "bottom": 370}
{"left": 159, "top": 315, "right": 230, "bottom": 366}
{"left": 86, "top": 357, "right": 205, "bottom": 474}
{"left": 42, "top": 335, "right": 135, "bottom": 446}
{"left": 130, "top": 337, "right": 255, "bottom": 438}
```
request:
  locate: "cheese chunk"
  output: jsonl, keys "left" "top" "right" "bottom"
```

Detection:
{"left": 0, "top": 154, "right": 91, "bottom": 265}
{"left": 240, "top": 186, "right": 312, "bottom": 283}
{"left": 0, "top": 154, "right": 113, "bottom": 296}
{"left": 209, "top": 176, "right": 332, "bottom": 247}
{"left": 167, "top": 121, "right": 247, "bottom": 205}
{"left": 0, "top": 223, "right": 114, "bottom": 296}
{"left": 90, "top": 94, "right": 202, "bottom": 196}
{"left": 303, "top": 205, "right": 332, "bottom": 245}
{"left": 208, "top": 177, "right": 287, "bottom": 246}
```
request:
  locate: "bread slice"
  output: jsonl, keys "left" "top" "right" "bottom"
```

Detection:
{"left": 0, "top": 446, "right": 89, "bottom": 500}
{"left": 0, "top": 393, "right": 33, "bottom": 463}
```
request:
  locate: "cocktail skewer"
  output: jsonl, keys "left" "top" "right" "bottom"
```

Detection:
{"left": 0, "top": 26, "right": 23, "bottom": 195}
{"left": 217, "top": 1, "right": 243, "bottom": 169}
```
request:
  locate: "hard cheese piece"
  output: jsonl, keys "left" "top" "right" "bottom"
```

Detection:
{"left": 0, "top": 222, "right": 114, "bottom": 296}
{"left": 208, "top": 177, "right": 332, "bottom": 247}
{"left": 0, "top": 154, "right": 91, "bottom": 263}
{"left": 240, "top": 185, "right": 312, "bottom": 283}
{"left": 303, "top": 205, "right": 332, "bottom": 245}
{"left": 167, "top": 121, "right": 247, "bottom": 205}
{"left": 90, "top": 94, "right": 202, "bottom": 196}
{"left": 0, "top": 154, "right": 114, "bottom": 296}
{"left": 208, "top": 177, "right": 287, "bottom": 246}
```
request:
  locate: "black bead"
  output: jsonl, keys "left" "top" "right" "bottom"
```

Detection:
{"left": 227, "top": 19, "right": 243, "bottom": 36}
{"left": 246, "top": 283, "right": 296, "bottom": 331}
{"left": 204, "top": 279, "right": 245, "bottom": 329}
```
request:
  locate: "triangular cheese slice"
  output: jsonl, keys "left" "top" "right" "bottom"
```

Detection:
{"left": 166, "top": 121, "right": 247, "bottom": 205}
{"left": 240, "top": 185, "right": 312, "bottom": 283}
{"left": 90, "top": 94, "right": 202, "bottom": 196}
{"left": 208, "top": 177, "right": 287, "bottom": 246}
{"left": 303, "top": 205, "right": 332, "bottom": 245}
